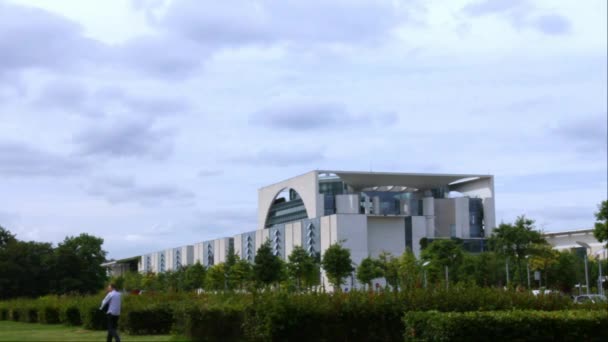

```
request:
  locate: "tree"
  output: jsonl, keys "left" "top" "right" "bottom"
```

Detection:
{"left": 53, "top": 233, "right": 107, "bottom": 294}
{"left": 356, "top": 257, "right": 383, "bottom": 289}
{"left": 377, "top": 251, "right": 400, "bottom": 290}
{"left": 287, "top": 246, "right": 317, "bottom": 291}
{"left": 253, "top": 240, "right": 283, "bottom": 287}
{"left": 229, "top": 258, "right": 253, "bottom": 290}
{"left": 0, "top": 225, "right": 16, "bottom": 247}
{"left": 529, "top": 243, "right": 559, "bottom": 287}
{"left": 593, "top": 200, "right": 608, "bottom": 247}
{"left": 321, "top": 242, "right": 354, "bottom": 291}
{"left": 206, "top": 263, "right": 227, "bottom": 291}
{"left": 488, "top": 216, "right": 545, "bottom": 285}
{"left": 421, "top": 239, "right": 464, "bottom": 284}
{"left": 184, "top": 262, "right": 206, "bottom": 291}
{"left": 398, "top": 249, "right": 419, "bottom": 290}
{"left": 0, "top": 238, "right": 55, "bottom": 299}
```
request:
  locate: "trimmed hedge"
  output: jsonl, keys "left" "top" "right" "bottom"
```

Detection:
{"left": 122, "top": 305, "right": 173, "bottom": 335}
{"left": 403, "top": 310, "right": 608, "bottom": 341}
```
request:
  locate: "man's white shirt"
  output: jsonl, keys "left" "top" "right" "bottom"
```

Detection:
{"left": 100, "top": 290, "right": 122, "bottom": 316}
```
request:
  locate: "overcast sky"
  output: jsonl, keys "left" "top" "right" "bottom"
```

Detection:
{"left": 0, "top": 0, "right": 606, "bottom": 259}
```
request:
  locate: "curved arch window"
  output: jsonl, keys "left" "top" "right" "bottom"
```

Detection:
{"left": 265, "top": 188, "right": 308, "bottom": 228}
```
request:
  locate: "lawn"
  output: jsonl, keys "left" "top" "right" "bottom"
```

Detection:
{"left": 0, "top": 321, "right": 187, "bottom": 341}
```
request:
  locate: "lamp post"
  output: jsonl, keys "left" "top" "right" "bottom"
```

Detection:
{"left": 596, "top": 249, "right": 605, "bottom": 296}
{"left": 576, "top": 241, "right": 590, "bottom": 295}
{"left": 422, "top": 261, "right": 430, "bottom": 289}
{"left": 525, "top": 255, "right": 531, "bottom": 289}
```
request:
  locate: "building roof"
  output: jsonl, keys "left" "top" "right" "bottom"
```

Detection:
{"left": 319, "top": 170, "right": 492, "bottom": 191}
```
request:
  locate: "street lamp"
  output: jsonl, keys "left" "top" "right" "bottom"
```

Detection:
{"left": 422, "top": 261, "right": 430, "bottom": 289}
{"left": 525, "top": 255, "right": 531, "bottom": 289}
{"left": 595, "top": 249, "right": 605, "bottom": 296}
{"left": 576, "top": 241, "right": 591, "bottom": 295}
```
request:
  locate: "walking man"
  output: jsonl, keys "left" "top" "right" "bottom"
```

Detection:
{"left": 100, "top": 283, "right": 122, "bottom": 342}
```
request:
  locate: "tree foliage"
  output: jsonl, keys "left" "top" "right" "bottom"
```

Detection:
{"left": 253, "top": 240, "right": 283, "bottom": 287}
{"left": 356, "top": 257, "right": 383, "bottom": 289}
{"left": 287, "top": 246, "right": 317, "bottom": 291}
{"left": 593, "top": 200, "right": 608, "bottom": 247}
{"left": 0, "top": 227, "right": 107, "bottom": 299}
{"left": 321, "top": 242, "right": 354, "bottom": 290}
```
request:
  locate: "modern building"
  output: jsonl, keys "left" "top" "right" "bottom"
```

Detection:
{"left": 544, "top": 229, "right": 606, "bottom": 260}
{"left": 129, "top": 170, "right": 496, "bottom": 289}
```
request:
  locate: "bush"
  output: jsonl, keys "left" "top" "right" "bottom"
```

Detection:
{"left": 60, "top": 305, "right": 82, "bottom": 326}
{"left": 80, "top": 297, "right": 108, "bottom": 330}
{"left": 39, "top": 306, "right": 60, "bottom": 324}
{"left": 0, "top": 308, "right": 8, "bottom": 321}
{"left": 174, "top": 303, "right": 245, "bottom": 342}
{"left": 123, "top": 305, "right": 173, "bottom": 335}
{"left": 403, "top": 310, "right": 608, "bottom": 341}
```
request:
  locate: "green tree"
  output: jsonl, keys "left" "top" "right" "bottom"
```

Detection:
{"left": 420, "top": 239, "right": 464, "bottom": 285}
{"left": 287, "top": 246, "right": 317, "bottom": 291}
{"left": 253, "top": 240, "right": 283, "bottom": 287}
{"left": 529, "top": 243, "right": 559, "bottom": 288}
{"left": 0, "top": 238, "right": 55, "bottom": 299}
{"left": 184, "top": 262, "right": 206, "bottom": 291}
{"left": 356, "top": 257, "right": 383, "bottom": 289}
{"left": 206, "top": 263, "right": 227, "bottom": 291}
{"left": 377, "top": 251, "right": 400, "bottom": 290}
{"left": 488, "top": 216, "right": 545, "bottom": 286}
{"left": 398, "top": 249, "right": 419, "bottom": 290}
{"left": 593, "top": 200, "right": 608, "bottom": 247}
{"left": 229, "top": 258, "right": 253, "bottom": 290}
{"left": 321, "top": 242, "right": 354, "bottom": 291}
{"left": 53, "top": 233, "right": 107, "bottom": 294}
{"left": 122, "top": 271, "right": 143, "bottom": 291}
{"left": 0, "top": 225, "right": 16, "bottom": 247}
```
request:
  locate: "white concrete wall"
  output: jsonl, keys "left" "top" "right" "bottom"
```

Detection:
{"left": 423, "top": 196, "right": 435, "bottom": 237}
{"left": 450, "top": 177, "right": 496, "bottom": 235}
{"left": 545, "top": 230, "right": 607, "bottom": 260}
{"left": 367, "top": 216, "right": 405, "bottom": 258}
{"left": 454, "top": 197, "right": 470, "bottom": 238}
{"left": 180, "top": 245, "right": 194, "bottom": 267}
{"left": 411, "top": 216, "right": 427, "bottom": 258}
{"left": 193, "top": 242, "right": 204, "bottom": 265}
{"left": 320, "top": 214, "right": 367, "bottom": 291}
{"left": 234, "top": 234, "right": 243, "bottom": 259}
{"left": 257, "top": 171, "right": 320, "bottom": 229}
{"left": 336, "top": 194, "right": 360, "bottom": 214}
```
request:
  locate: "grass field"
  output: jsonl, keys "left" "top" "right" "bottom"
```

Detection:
{"left": 0, "top": 321, "right": 187, "bottom": 341}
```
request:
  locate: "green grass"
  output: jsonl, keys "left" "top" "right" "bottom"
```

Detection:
{"left": 0, "top": 321, "right": 188, "bottom": 341}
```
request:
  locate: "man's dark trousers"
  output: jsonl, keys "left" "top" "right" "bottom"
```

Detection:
{"left": 107, "top": 314, "right": 121, "bottom": 342}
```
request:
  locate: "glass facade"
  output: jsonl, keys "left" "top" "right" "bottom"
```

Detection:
{"left": 469, "top": 198, "right": 484, "bottom": 238}
{"left": 265, "top": 190, "right": 308, "bottom": 228}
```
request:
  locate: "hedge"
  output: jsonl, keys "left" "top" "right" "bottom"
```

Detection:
{"left": 1, "top": 288, "right": 606, "bottom": 340}
{"left": 403, "top": 310, "right": 608, "bottom": 341}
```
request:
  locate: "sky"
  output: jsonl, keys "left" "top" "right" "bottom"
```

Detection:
{"left": 0, "top": 0, "right": 606, "bottom": 259}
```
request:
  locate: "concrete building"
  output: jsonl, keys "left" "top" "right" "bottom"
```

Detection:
{"left": 544, "top": 229, "right": 607, "bottom": 260}
{"left": 121, "top": 170, "right": 496, "bottom": 290}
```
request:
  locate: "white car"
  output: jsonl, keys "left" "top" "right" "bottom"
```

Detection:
{"left": 573, "top": 294, "right": 607, "bottom": 304}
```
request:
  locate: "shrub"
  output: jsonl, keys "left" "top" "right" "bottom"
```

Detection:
{"left": 60, "top": 305, "right": 82, "bottom": 326}
{"left": 0, "top": 308, "right": 8, "bottom": 321}
{"left": 175, "top": 303, "right": 245, "bottom": 342}
{"left": 39, "top": 306, "right": 60, "bottom": 324}
{"left": 123, "top": 305, "right": 173, "bottom": 335}
{"left": 403, "top": 310, "right": 608, "bottom": 341}
{"left": 80, "top": 297, "right": 107, "bottom": 330}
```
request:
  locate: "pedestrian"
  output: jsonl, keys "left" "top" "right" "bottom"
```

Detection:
{"left": 100, "top": 283, "right": 122, "bottom": 342}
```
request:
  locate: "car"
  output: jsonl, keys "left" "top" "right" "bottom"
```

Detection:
{"left": 573, "top": 294, "right": 607, "bottom": 304}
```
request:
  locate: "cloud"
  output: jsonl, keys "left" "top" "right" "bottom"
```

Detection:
{"left": 533, "top": 14, "right": 571, "bottom": 35}
{"left": 462, "top": 0, "right": 571, "bottom": 35}
{"left": 249, "top": 101, "right": 397, "bottom": 131}
{"left": 0, "top": 141, "right": 86, "bottom": 177}
{"left": 161, "top": 0, "right": 404, "bottom": 46}
{"left": 0, "top": 2, "right": 106, "bottom": 73}
{"left": 32, "top": 81, "right": 189, "bottom": 117}
{"left": 553, "top": 113, "right": 608, "bottom": 153}
{"left": 230, "top": 147, "right": 325, "bottom": 167}
{"left": 86, "top": 175, "right": 195, "bottom": 206}
{"left": 72, "top": 118, "right": 174, "bottom": 159}
{"left": 198, "top": 169, "right": 224, "bottom": 177}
